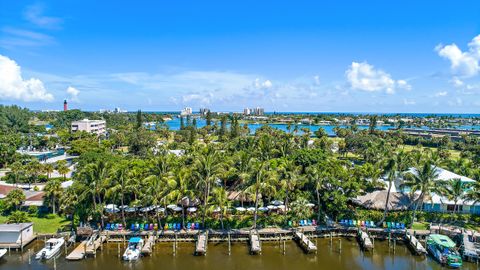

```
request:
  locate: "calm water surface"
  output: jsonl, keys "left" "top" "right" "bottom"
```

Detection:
{"left": 1, "top": 238, "right": 477, "bottom": 270}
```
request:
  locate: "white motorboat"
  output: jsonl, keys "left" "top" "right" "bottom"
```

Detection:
{"left": 35, "top": 238, "right": 65, "bottom": 260}
{"left": 123, "top": 237, "right": 144, "bottom": 261}
{"left": 0, "top": 248, "right": 6, "bottom": 259}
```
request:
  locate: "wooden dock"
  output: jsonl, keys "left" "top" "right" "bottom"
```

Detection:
{"left": 461, "top": 232, "right": 479, "bottom": 262}
{"left": 405, "top": 231, "right": 427, "bottom": 255}
{"left": 357, "top": 229, "right": 373, "bottom": 250}
{"left": 85, "top": 234, "right": 106, "bottom": 256}
{"left": 294, "top": 231, "right": 317, "bottom": 253}
{"left": 66, "top": 241, "right": 87, "bottom": 260}
{"left": 249, "top": 231, "right": 261, "bottom": 255}
{"left": 195, "top": 232, "right": 208, "bottom": 255}
{"left": 141, "top": 235, "right": 156, "bottom": 255}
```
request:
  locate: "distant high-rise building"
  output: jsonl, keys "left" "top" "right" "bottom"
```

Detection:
{"left": 243, "top": 108, "right": 251, "bottom": 115}
{"left": 254, "top": 107, "right": 264, "bottom": 116}
{"left": 181, "top": 107, "right": 192, "bottom": 116}
{"left": 199, "top": 108, "right": 210, "bottom": 115}
{"left": 63, "top": 100, "right": 68, "bottom": 111}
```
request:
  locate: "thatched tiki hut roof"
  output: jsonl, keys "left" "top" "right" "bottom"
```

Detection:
{"left": 352, "top": 190, "right": 413, "bottom": 211}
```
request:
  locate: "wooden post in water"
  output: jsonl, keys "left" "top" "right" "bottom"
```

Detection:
{"left": 228, "top": 232, "right": 231, "bottom": 256}
{"left": 28, "top": 249, "right": 31, "bottom": 264}
{"left": 338, "top": 238, "right": 342, "bottom": 253}
{"left": 372, "top": 236, "right": 375, "bottom": 249}
{"left": 118, "top": 242, "right": 120, "bottom": 258}
{"left": 54, "top": 256, "right": 57, "bottom": 270}
{"left": 393, "top": 238, "right": 396, "bottom": 254}
{"left": 283, "top": 239, "right": 286, "bottom": 255}
{"left": 64, "top": 240, "right": 67, "bottom": 256}
{"left": 330, "top": 232, "right": 332, "bottom": 246}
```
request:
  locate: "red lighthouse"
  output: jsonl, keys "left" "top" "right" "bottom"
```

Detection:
{"left": 63, "top": 100, "right": 68, "bottom": 111}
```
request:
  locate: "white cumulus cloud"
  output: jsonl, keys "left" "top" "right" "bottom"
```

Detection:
{"left": 66, "top": 86, "right": 80, "bottom": 101}
{"left": 434, "top": 91, "right": 448, "bottom": 97}
{"left": 346, "top": 62, "right": 408, "bottom": 94}
{"left": 254, "top": 78, "right": 273, "bottom": 89}
{"left": 436, "top": 35, "right": 480, "bottom": 77}
{"left": 0, "top": 54, "right": 54, "bottom": 102}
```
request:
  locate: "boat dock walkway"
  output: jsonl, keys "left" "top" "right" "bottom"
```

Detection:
{"left": 405, "top": 231, "right": 427, "bottom": 255}
{"left": 249, "top": 231, "right": 261, "bottom": 254}
{"left": 195, "top": 232, "right": 208, "bottom": 255}
{"left": 357, "top": 229, "right": 373, "bottom": 250}
{"left": 141, "top": 235, "right": 156, "bottom": 255}
{"left": 85, "top": 234, "right": 106, "bottom": 256}
{"left": 461, "top": 232, "right": 479, "bottom": 262}
{"left": 66, "top": 241, "right": 87, "bottom": 260}
{"left": 294, "top": 231, "right": 317, "bottom": 253}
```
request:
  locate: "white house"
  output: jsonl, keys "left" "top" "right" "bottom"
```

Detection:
{"left": 0, "top": 223, "right": 34, "bottom": 249}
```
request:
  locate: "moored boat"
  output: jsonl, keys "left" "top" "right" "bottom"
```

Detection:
{"left": 35, "top": 238, "right": 65, "bottom": 260}
{"left": 426, "top": 234, "right": 462, "bottom": 268}
{"left": 123, "top": 237, "right": 144, "bottom": 261}
{"left": 0, "top": 248, "right": 6, "bottom": 259}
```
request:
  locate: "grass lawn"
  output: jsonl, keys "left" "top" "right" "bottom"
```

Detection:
{"left": 400, "top": 145, "right": 461, "bottom": 159}
{"left": 0, "top": 215, "right": 70, "bottom": 234}
{"left": 411, "top": 221, "right": 429, "bottom": 230}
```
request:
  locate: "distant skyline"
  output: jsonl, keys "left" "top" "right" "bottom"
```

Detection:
{"left": 1, "top": 1, "right": 480, "bottom": 113}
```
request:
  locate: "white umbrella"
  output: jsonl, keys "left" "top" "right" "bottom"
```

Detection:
{"left": 258, "top": 207, "right": 269, "bottom": 212}
{"left": 167, "top": 204, "right": 177, "bottom": 209}
{"left": 172, "top": 206, "right": 183, "bottom": 212}
{"left": 277, "top": 205, "right": 286, "bottom": 210}
{"left": 104, "top": 204, "right": 119, "bottom": 213}
{"left": 156, "top": 207, "right": 165, "bottom": 213}
{"left": 235, "top": 207, "right": 246, "bottom": 212}
{"left": 306, "top": 203, "right": 315, "bottom": 207}
{"left": 187, "top": 207, "right": 197, "bottom": 212}
{"left": 267, "top": 205, "right": 276, "bottom": 210}
{"left": 140, "top": 206, "right": 154, "bottom": 212}
{"left": 271, "top": 200, "right": 284, "bottom": 206}
{"left": 125, "top": 207, "right": 137, "bottom": 213}
{"left": 247, "top": 207, "right": 256, "bottom": 212}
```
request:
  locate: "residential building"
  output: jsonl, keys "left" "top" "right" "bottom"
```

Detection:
{"left": 199, "top": 108, "right": 210, "bottom": 115}
{"left": 71, "top": 119, "right": 106, "bottom": 135}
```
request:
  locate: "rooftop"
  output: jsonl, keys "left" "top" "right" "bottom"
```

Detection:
{"left": 0, "top": 223, "right": 33, "bottom": 232}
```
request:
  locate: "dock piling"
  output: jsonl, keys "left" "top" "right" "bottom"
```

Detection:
{"left": 338, "top": 239, "right": 342, "bottom": 253}
{"left": 28, "top": 249, "right": 31, "bottom": 265}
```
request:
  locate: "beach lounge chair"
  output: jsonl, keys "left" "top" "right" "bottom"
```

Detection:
{"left": 118, "top": 223, "right": 123, "bottom": 230}
{"left": 149, "top": 223, "right": 154, "bottom": 230}
{"left": 154, "top": 223, "right": 158, "bottom": 230}
{"left": 308, "top": 220, "right": 312, "bottom": 226}
{"left": 191, "top": 223, "right": 195, "bottom": 229}
{"left": 144, "top": 223, "right": 149, "bottom": 230}
{"left": 352, "top": 220, "right": 357, "bottom": 226}
{"left": 195, "top": 223, "right": 200, "bottom": 230}
{"left": 396, "top": 223, "right": 401, "bottom": 229}
{"left": 312, "top": 219, "right": 316, "bottom": 226}
{"left": 114, "top": 223, "right": 119, "bottom": 230}
{"left": 400, "top": 223, "right": 405, "bottom": 229}
{"left": 369, "top": 221, "right": 375, "bottom": 228}
{"left": 130, "top": 224, "right": 135, "bottom": 231}
{"left": 361, "top": 221, "right": 365, "bottom": 227}
{"left": 347, "top": 220, "right": 352, "bottom": 226}
{"left": 105, "top": 224, "right": 111, "bottom": 230}
{"left": 383, "top": 222, "right": 386, "bottom": 228}
{"left": 299, "top": 220, "right": 304, "bottom": 226}
{"left": 187, "top": 223, "right": 191, "bottom": 230}
{"left": 135, "top": 223, "right": 140, "bottom": 231}
{"left": 164, "top": 224, "right": 168, "bottom": 230}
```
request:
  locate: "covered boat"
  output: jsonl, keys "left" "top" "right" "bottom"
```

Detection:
{"left": 35, "top": 238, "right": 65, "bottom": 260}
{"left": 0, "top": 248, "right": 6, "bottom": 259}
{"left": 426, "top": 234, "right": 462, "bottom": 268}
{"left": 123, "top": 237, "right": 144, "bottom": 261}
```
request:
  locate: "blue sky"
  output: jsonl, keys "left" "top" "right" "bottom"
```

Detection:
{"left": 1, "top": 1, "right": 480, "bottom": 113}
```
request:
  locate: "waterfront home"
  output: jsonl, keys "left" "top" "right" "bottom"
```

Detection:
{"left": 0, "top": 184, "right": 45, "bottom": 207}
{"left": 0, "top": 223, "right": 35, "bottom": 249}
{"left": 352, "top": 190, "right": 412, "bottom": 211}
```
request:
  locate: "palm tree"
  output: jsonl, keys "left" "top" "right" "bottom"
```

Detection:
{"left": 43, "top": 163, "right": 55, "bottom": 179}
{"left": 437, "top": 178, "right": 465, "bottom": 214}
{"left": 168, "top": 168, "right": 193, "bottom": 228}
{"left": 244, "top": 161, "right": 276, "bottom": 229}
{"left": 107, "top": 163, "right": 129, "bottom": 227}
{"left": 305, "top": 164, "right": 328, "bottom": 223}
{"left": 464, "top": 181, "right": 480, "bottom": 207}
{"left": 56, "top": 160, "right": 70, "bottom": 179}
{"left": 279, "top": 159, "right": 301, "bottom": 219}
{"left": 193, "top": 147, "right": 225, "bottom": 228}
{"left": 402, "top": 161, "right": 439, "bottom": 227}
{"left": 10, "top": 161, "right": 23, "bottom": 187}
{"left": 44, "top": 179, "right": 62, "bottom": 214}
{"left": 5, "top": 189, "right": 26, "bottom": 211}
{"left": 211, "top": 187, "right": 230, "bottom": 230}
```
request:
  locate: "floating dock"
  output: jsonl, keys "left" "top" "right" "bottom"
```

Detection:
{"left": 294, "top": 231, "right": 317, "bottom": 253}
{"left": 85, "top": 234, "right": 106, "bottom": 256}
{"left": 357, "top": 229, "right": 373, "bottom": 250}
{"left": 195, "top": 232, "right": 208, "bottom": 255}
{"left": 249, "top": 231, "right": 261, "bottom": 254}
{"left": 66, "top": 241, "right": 87, "bottom": 260}
{"left": 461, "top": 232, "right": 479, "bottom": 262}
{"left": 405, "top": 231, "right": 427, "bottom": 255}
{"left": 141, "top": 235, "right": 156, "bottom": 255}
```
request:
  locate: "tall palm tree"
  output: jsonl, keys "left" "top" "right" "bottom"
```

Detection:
{"left": 56, "top": 160, "right": 70, "bottom": 180}
{"left": 43, "top": 163, "right": 55, "bottom": 179}
{"left": 168, "top": 168, "right": 193, "bottom": 228}
{"left": 437, "top": 178, "right": 465, "bottom": 214}
{"left": 107, "top": 163, "right": 129, "bottom": 227}
{"left": 279, "top": 159, "right": 301, "bottom": 219}
{"left": 244, "top": 161, "right": 276, "bottom": 229}
{"left": 211, "top": 187, "right": 230, "bottom": 230}
{"left": 402, "top": 161, "right": 439, "bottom": 227}
{"left": 464, "top": 181, "right": 480, "bottom": 207}
{"left": 44, "top": 179, "right": 62, "bottom": 214}
{"left": 193, "top": 147, "right": 225, "bottom": 228}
